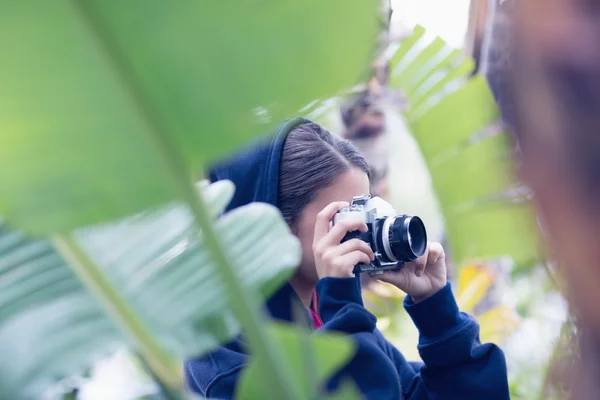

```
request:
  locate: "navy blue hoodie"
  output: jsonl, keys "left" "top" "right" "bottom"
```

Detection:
{"left": 185, "top": 117, "right": 510, "bottom": 399}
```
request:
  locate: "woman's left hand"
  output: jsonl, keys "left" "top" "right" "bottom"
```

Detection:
{"left": 378, "top": 242, "right": 447, "bottom": 303}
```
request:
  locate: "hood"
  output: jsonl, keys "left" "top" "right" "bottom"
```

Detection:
{"left": 208, "top": 117, "right": 313, "bottom": 323}
{"left": 209, "top": 117, "right": 311, "bottom": 210}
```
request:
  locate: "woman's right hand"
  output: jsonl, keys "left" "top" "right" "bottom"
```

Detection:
{"left": 312, "top": 201, "right": 375, "bottom": 279}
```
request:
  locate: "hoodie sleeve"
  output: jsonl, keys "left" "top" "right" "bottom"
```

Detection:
{"left": 315, "top": 278, "right": 510, "bottom": 400}
{"left": 185, "top": 345, "right": 246, "bottom": 400}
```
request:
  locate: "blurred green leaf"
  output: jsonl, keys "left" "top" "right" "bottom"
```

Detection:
{"left": 405, "top": 48, "right": 465, "bottom": 96}
{"left": 410, "top": 56, "right": 474, "bottom": 111}
{"left": 236, "top": 323, "right": 356, "bottom": 400}
{"left": 410, "top": 76, "right": 500, "bottom": 159}
{"left": 0, "top": 0, "right": 379, "bottom": 234}
{"left": 0, "top": 2, "right": 382, "bottom": 399}
{"left": 388, "top": 25, "right": 426, "bottom": 77}
{"left": 390, "top": 37, "right": 446, "bottom": 92}
{"left": 62, "top": 390, "right": 79, "bottom": 400}
{"left": 445, "top": 204, "right": 538, "bottom": 266}
{"left": 0, "top": 181, "right": 301, "bottom": 399}
{"left": 388, "top": 28, "right": 538, "bottom": 268}
{"left": 322, "top": 379, "right": 363, "bottom": 400}
{"left": 429, "top": 134, "right": 513, "bottom": 211}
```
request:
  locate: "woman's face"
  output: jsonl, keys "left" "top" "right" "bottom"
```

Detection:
{"left": 293, "top": 168, "right": 370, "bottom": 285}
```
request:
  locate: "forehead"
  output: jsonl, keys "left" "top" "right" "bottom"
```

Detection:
{"left": 306, "top": 168, "right": 370, "bottom": 212}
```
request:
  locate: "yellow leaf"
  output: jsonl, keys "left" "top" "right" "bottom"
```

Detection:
{"left": 478, "top": 306, "right": 520, "bottom": 344}
{"left": 456, "top": 264, "right": 494, "bottom": 313}
{"left": 368, "top": 281, "right": 405, "bottom": 299}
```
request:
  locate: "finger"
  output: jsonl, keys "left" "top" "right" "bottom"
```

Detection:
{"left": 323, "top": 219, "right": 369, "bottom": 246}
{"left": 313, "top": 201, "right": 350, "bottom": 244}
{"left": 414, "top": 248, "right": 428, "bottom": 267}
{"left": 379, "top": 270, "right": 407, "bottom": 288}
{"left": 338, "top": 250, "right": 372, "bottom": 271}
{"left": 407, "top": 244, "right": 429, "bottom": 277}
{"left": 330, "top": 238, "right": 375, "bottom": 260}
{"left": 427, "top": 242, "right": 445, "bottom": 264}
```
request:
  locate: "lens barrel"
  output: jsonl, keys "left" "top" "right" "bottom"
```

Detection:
{"left": 378, "top": 215, "right": 427, "bottom": 262}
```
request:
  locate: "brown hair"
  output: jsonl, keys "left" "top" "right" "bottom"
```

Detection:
{"left": 277, "top": 122, "right": 371, "bottom": 226}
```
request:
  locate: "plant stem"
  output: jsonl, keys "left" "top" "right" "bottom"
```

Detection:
{"left": 183, "top": 183, "right": 296, "bottom": 400}
{"left": 52, "top": 235, "right": 183, "bottom": 390}
{"left": 134, "top": 352, "right": 189, "bottom": 400}
{"left": 74, "top": 3, "right": 296, "bottom": 398}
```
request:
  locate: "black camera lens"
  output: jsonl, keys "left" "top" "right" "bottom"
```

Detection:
{"left": 379, "top": 215, "right": 427, "bottom": 263}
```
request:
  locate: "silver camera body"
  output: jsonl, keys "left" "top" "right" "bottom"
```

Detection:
{"left": 333, "top": 195, "right": 427, "bottom": 275}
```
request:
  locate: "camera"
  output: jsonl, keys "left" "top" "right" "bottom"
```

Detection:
{"left": 333, "top": 195, "right": 427, "bottom": 275}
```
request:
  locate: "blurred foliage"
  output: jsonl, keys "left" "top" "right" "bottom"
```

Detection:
{"left": 361, "top": 24, "right": 568, "bottom": 400}
{"left": 365, "top": 264, "right": 520, "bottom": 357}
{"left": 0, "top": 181, "right": 300, "bottom": 398}
{"left": 0, "top": 2, "right": 382, "bottom": 399}
{"left": 456, "top": 265, "right": 519, "bottom": 344}
{"left": 237, "top": 324, "right": 354, "bottom": 400}
{"left": 387, "top": 25, "right": 539, "bottom": 269}
{"left": 0, "top": 1, "right": 379, "bottom": 234}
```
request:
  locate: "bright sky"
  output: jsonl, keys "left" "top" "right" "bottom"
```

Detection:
{"left": 391, "top": 0, "right": 471, "bottom": 48}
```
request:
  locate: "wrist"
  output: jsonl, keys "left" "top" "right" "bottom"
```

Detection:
{"left": 409, "top": 283, "right": 446, "bottom": 304}
{"left": 316, "top": 276, "right": 368, "bottom": 324}
{"left": 404, "top": 282, "right": 466, "bottom": 340}
{"left": 317, "top": 267, "right": 355, "bottom": 280}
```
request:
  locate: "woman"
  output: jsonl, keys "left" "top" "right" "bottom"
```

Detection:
{"left": 185, "top": 117, "right": 509, "bottom": 399}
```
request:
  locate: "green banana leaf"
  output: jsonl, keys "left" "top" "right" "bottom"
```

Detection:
{"left": 237, "top": 324, "right": 356, "bottom": 400}
{"left": 0, "top": 3, "right": 381, "bottom": 399}
{"left": 388, "top": 25, "right": 538, "bottom": 268}
{"left": 0, "top": 3, "right": 382, "bottom": 398}
{"left": 390, "top": 37, "right": 447, "bottom": 93}
{"left": 0, "top": 0, "right": 379, "bottom": 234}
{"left": 0, "top": 180, "right": 301, "bottom": 399}
{"left": 410, "top": 56, "right": 475, "bottom": 111}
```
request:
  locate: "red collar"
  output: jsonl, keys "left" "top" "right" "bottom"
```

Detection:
{"left": 309, "top": 289, "right": 323, "bottom": 328}
{"left": 309, "top": 308, "right": 323, "bottom": 328}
